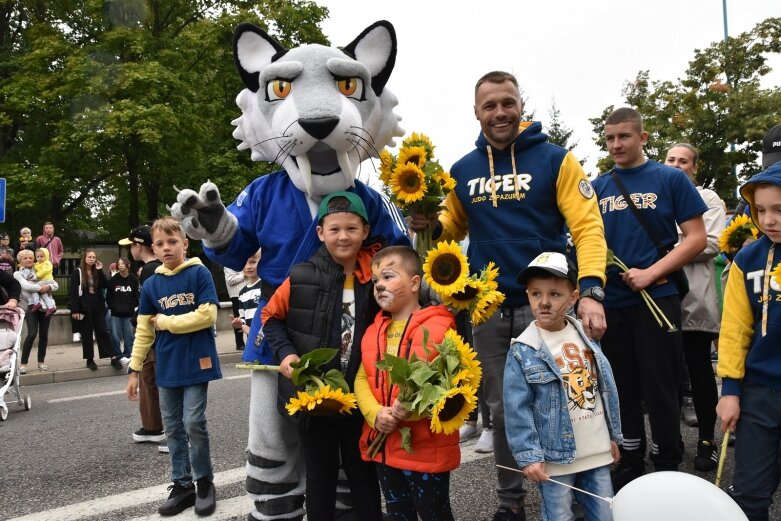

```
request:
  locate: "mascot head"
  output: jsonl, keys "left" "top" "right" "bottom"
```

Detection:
{"left": 231, "top": 21, "right": 404, "bottom": 202}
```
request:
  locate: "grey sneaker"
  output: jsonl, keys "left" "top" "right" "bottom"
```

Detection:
{"left": 158, "top": 482, "right": 195, "bottom": 516}
{"left": 475, "top": 428, "right": 494, "bottom": 453}
{"left": 194, "top": 479, "right": 216, "bottom": 516}
{"left": 459, "top": 422, "right": 480, "bottom": 443}
{"left": 681, "top": 396, "right": 698, "bottom": 427}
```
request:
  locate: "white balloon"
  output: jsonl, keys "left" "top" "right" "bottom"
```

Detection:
{"left": 611, "top": 471, "right": 747, "bottom": 521}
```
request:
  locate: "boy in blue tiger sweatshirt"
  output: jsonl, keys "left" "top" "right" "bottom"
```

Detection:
{"left": 126, "top": 216, "right": 221, "bottom": 517}
{"left": 717, "top": 161, "right": 781, "bottom": 521}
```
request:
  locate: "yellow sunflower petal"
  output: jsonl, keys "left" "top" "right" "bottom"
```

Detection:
{"left": 430, "top": 385, "right": 477, "bottom": 435}
{"left": 423, "top": 241, "right": 470, "bottom": 296}
{"left": 470, "top": 289, "right": 505, "bottom": 326}
{"left": 285, "top": 385, "right": 357, "bottom": 416}
{"left": 379, "top": 149, "right": 395, "bottom": 185}
{"left": 434, "top": 171, "right": 457, "bottom": 192}
{"left": 398, "top": 146, "right": 427, "bottom": 169}
{"left": 718, "top": 214, "right": 757, "bottom": 254}
{"left": 390, "top": 163, "right": 426, "bottom": 204}
{"left": 441, "top": 278, "right": 483, "bottom": 311}
{"left": 773, "top": 262, "right": 781, "bottom": 290}
{"left": 401, "top": 132, "right": 435, "bottom": 160}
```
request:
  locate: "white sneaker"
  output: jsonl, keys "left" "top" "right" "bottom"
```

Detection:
{"left": 459, "top": 422, "right": 480, "bottom": 443}
{"left": 474, "top": 428, "right": 494, "bottom": 453}
{"left": 158, "top": 443, "right": 170, "bottom": 454}
{"left": 73, "top": 333, "right": 81, "bottom": 343}
{"left": 19, "top": 365, "right": 27, "bottom": 374}
{"left": 119, "top": 357, "right": 131, "bottom": 367}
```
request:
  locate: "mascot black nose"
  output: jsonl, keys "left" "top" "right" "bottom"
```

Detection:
{"left": 299, "top": 117, "right": 339, "bottom": 140}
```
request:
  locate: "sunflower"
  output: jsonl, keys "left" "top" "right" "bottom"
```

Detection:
{"left": 470, "top": 288, "right": 505, "bottom": 326}
{"left": 442, "top": 277, "right": 484, "bottom": 312}
{"left": 719, "top": 214, "right": 758, "bottom": 254}
{"left": 398, "top": 146, "right": 427, "bottom": 168}
{"left": 379, "top": 149, "right": 395, "bottom": 185}
{"left": 443, "top": 329, "right": 481, "bottom": 388}
{"left": 390, "top": 163, "right": 426, "bottom": 204}
{"left": 285, "top": 385, "right": 357, "bottom": 416}
{"left": 480, "top": 262, "right": 500, "bottom": 291}
{"left": 401, "top": 132, "right": 435, "bottom": 160}
{"left": 434, "top": 171, "right": 456, "bottom": 191}
{"left": 430, "top": 385, "right": 477, "bottom": 435}
{"left": 772, "top": 262, "right": 781, "bottom": 289}
{"left": 423, "top": 241, "right": 470, "bottom": 295}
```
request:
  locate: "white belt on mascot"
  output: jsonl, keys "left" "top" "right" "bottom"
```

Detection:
{"left": 169, "top": 20, "right": 410, "bottom": 521}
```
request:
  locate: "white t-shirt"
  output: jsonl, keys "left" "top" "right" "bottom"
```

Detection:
{"left": 538, "top": 322, "right": 613, "bottom": 476}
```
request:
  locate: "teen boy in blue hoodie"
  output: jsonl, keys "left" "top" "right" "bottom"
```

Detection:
{"left": 717, "top": 161, "right": 781, "bottom": 521}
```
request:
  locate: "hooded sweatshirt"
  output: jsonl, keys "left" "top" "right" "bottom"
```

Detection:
{"left": 718, "top": 162, "right": 781, "bottom": 396}
{"left": 439, "top": 122, "right": 606, "bottom": 306}
{"left": 33, "top": 248, "right": 54, "bottom": 281}
{"left": 129, "top": 257, "right": 221, "bottom": 387}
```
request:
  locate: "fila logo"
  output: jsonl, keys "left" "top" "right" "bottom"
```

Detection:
{"left": 772, "top": 140, "right": 781, "bottom": 147}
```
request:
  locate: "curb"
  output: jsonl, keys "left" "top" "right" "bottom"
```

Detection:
{"left": 18, "top": 352, "right": 246, "bottom": 386}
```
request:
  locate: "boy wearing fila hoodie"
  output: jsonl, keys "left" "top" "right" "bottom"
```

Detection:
{"left": 126, "top": 217, "right": 220, "bottom": 517}
{"left": 717, "top": 161, "right": 781, "bottom": 521}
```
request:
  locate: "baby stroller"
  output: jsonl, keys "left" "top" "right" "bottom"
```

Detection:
{"left": 0, "top": 307, "right": 31, "bottom": 421}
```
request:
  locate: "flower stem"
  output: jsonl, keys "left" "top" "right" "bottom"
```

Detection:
{"left": 367, "top": 431, "right": 387, "bottom": 459}
{"left": 235, "top": 363, "right": 281, "bottom": 372}
{"left": 609, "top": 253, "right": 677, "bottom": 332}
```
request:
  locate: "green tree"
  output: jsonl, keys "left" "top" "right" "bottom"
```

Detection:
{"left": 590, "top": 17, "right": 781, "bottom": 205}
{"left": 546, "top": 99, "right": 586, "bottom": 167}
{"left": 0, "top": 0, "right": 329, "bottom": 245}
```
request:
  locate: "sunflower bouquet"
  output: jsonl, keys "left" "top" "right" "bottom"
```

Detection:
{"left": 379, "top": 132, "right": 456, "bottom": 258}
{"left": 422, "top": 240, "right": 506, "bottom": 325}
{"left": 236, "top": 348, "right": 357, "bottom": 416}
{"left": 607, "top": 249, "right": 677, "bottom": 332}
{"left": 366, "top": 329, "right": 481, "bottom": 458}
{"left": 719, "top": 214, "right": 759, "bottom": 255}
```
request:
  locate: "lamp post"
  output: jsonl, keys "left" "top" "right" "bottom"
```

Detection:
{"left": 722, "top": 0, "right": 738, "bottom": 181}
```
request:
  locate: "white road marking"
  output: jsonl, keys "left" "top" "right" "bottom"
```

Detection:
{"left": 48, "top": 390, "right": 126, "bottom": 403}
{"left": 6, "top": 468, "right": 246, "bottom": 521}
{"left": 224, "top": 374, "right": 251, "bottom": 380}
{"left": 7, "top": 437, "right": 490, "bottom": 521}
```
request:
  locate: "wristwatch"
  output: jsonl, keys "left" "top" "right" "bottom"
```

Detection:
{"left": 579, "top": 286, "right": 605, "bottom": 302}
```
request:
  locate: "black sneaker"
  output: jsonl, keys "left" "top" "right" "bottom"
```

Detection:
{"left": 694, "top": 440, "right": 718, "bottom": 471}
{"left": 158, "top": 482, "right": 195, "bottom": 516}
{"left": 110, "top": 358, "right": 122, "bottom": 369}
{"left": 195, "top": 479, "right": 216, "bottom": 516}
{"left": 86, "top": 359, "right": 97, "bottom": 370}
{"left": 133, "top": 428, "right": 166, "bottom": 443}
{"left": 611, "top": 461, "right": 645, "bottom": 492}
{"left": 492, "top": 506, "right": 526, "bottom": 521}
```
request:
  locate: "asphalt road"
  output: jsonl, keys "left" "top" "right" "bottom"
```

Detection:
{"left": 2, "top": 365, "right": 779, "bottom": 520}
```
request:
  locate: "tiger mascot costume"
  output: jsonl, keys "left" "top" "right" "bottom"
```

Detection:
{"left": 170, "top": 21, "right": 409, "bottom": 521}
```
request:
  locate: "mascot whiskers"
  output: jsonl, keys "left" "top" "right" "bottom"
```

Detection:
{"left": 170, "top": 21, "right": 409, "bottom": 521}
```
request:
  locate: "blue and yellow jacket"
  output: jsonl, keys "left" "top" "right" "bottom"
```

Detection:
{"left": 718, "top": 162, "right": 781, "bottom": 395}
{"left": 439, "top": 122, "right": 606, "bottom": 306}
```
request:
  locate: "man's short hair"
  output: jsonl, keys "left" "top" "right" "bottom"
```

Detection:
{"left": 605, "top": 107, "right": 643, "bottom": 133}
{"left": 151, "top": 216, "right": 186, "bottom": 240}
{"left": 371, "top": 245, "right": 422, "bottom": 277}
{"left": 475, "top": 71, "right": 519, "bottom": 96}
{"left": 669, "top": 143, "right": 699, "bottom": 165}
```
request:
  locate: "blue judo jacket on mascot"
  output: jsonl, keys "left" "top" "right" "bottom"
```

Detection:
{"left": 168, "top": 21, "right": 409, "bottom": 521}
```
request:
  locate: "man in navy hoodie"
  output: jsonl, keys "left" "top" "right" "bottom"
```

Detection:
{"left": 412, "top": 70, "right": 607, "bottom": 521}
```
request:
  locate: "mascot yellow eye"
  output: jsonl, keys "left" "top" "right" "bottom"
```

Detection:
{"left": 337, "top": 77, "right": 364, "bottom": 99}
{"left": 267, "top": 80, "right": 292, "bottom": 101}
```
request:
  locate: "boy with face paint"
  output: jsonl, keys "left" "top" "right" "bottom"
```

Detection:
{"left": 504, "top": 252, "right": 622, "bottom": 521}
{"left": 355, "top": 245, "right": 460, "bottom": 520}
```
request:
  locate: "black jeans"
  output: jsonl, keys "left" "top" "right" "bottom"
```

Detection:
{"left": 601, "top": 297, "right": 683, "bottom": 471}
{"left": 230, "top": 296, "right": 244, "bottom": 348}
{"left": 682, "top": 330, "right": 718, "bottom": 440}
{"left": 21, "top": 307, "right": 50, "bottom": 364}
{"left": 377, "top": 465, "right": 454, "bottom": 521}
{"left": 78, "top": 294, "right": 114, "bottom": 360}
{"left": 298, "top": 413, "right": 382, "bottom": 521}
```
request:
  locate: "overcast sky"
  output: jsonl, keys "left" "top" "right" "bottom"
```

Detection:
{"left": 317, "top": 0, "right": 780, "bottom": 183}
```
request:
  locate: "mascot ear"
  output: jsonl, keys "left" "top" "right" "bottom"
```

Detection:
{"left": 342, "top": 20, "right": 397, "bottom": 98}
{"left": 233, "top": 23, "right": 287, "bottom": 93}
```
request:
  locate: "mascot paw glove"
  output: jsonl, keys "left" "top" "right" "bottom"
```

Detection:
{"left": 169, "top": 181, "right": 238, "bottom": 250}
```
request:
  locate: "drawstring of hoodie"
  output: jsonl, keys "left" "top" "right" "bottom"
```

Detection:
{"left": 762, "top": 243, "right": 775, "bottom": 337}
{"left": 486, "top": 142, "right": 517, "bottom": 207}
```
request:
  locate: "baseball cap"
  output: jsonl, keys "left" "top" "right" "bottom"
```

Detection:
{"left": 118, "top": 225, "right": 152, "bottom": 247}
{"left": 517, "top": 252, "right": 577, "bottom": 287}
{"left": 762, "top": 124, "right": 781, "bottom": 169}
{"left": 317, "top": 191, "right": 369, "bottom": 224}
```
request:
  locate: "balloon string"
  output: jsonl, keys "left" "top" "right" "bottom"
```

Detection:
{"left": 715, "top": 431, "right": 731, "bottom": 487}
{"left": 495, "top": 465, "right": 614, "bottom": 505}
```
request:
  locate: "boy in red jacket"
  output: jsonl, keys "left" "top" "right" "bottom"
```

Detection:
{"left": 356, "top": 245, "right": 459, "bottom": 520}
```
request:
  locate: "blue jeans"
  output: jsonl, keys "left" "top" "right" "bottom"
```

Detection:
{"left": 110, "top": 315, "right": 134, "bottom": 358}
{"left": 159, "top": 383, "right": 213, "bottom": 485}
{"left": 729, "top": 382, "right": 781, "bottom": 521}
{"left": 538, "top": 465, "right": 613, "bottom": 521}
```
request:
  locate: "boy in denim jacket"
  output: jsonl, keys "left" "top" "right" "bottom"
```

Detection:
{"left": 504, "top": 252, "right": 622, "bottom": 521}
